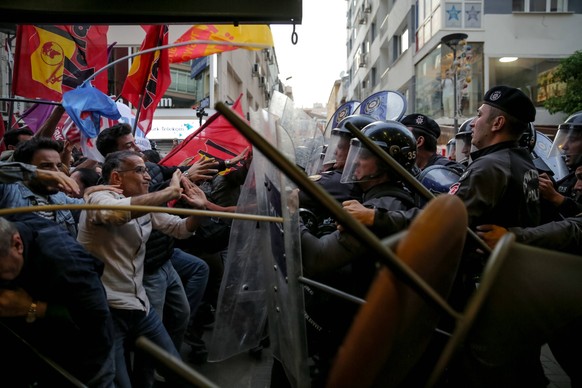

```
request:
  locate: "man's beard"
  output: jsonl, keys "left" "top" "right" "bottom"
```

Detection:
{"left": 27, "top": 180, "right": 59, "bottom": 195}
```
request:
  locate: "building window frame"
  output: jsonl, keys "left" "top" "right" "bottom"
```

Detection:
{"left": 512, "top": 0, "right": 568, "bottom": 12}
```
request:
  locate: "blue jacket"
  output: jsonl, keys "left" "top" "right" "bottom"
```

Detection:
{"left": 0, "top": 182, "right": 83, "bottom": 236}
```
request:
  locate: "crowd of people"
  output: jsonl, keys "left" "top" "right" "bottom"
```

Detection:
{"left": 0, "top": 84, "right": 580, "bottom": 387}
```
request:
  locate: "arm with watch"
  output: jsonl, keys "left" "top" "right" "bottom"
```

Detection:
{"left": 0, "top": 288, "right": 47, "bottom": 323}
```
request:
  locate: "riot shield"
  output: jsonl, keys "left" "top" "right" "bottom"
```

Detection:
{"left": 322, "top": 100, "right": 360, "bottom": 141}
{"left": 354, "top": 90, "right": 407, "bottom": 122}
{"left": 533, "top": 131, "right": 568, "bottom": 180}
{"left": 269, "top": 91, "right": 325, "bottom": 176}
{"left": 208, "top": 106, "right": 309, "bottom": 387}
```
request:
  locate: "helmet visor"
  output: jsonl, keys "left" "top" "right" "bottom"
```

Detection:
{"left": 446, "top": 139, "right": 456, "bottom": 160}
{"left": 322, "top": 131, "right": 351, "bottom": 170}
{"left": 340, "top": 139, "right": 383, "bottom": 183}
{"left": 455, "top": 133, "right": 475, "bottom": 164}
{"left": 548, "top": 127, "right": 582, "bottom": 168}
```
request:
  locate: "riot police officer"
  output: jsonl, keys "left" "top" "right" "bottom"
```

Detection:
{"left": 298, "top": 114, "right": 376, "bottom": 236}
{"left": 300, "top": 120, "right": 418, "bottom": 386}
{"left": 455, "top": 117, "right": 475, "bottom": 167}
{"left": 448, "top": 86, "right": 540, "bottom": 228}
{"left": 540, "top": 111, "right": 582, "bottom": 218}
{"left": 400, "top": 113, "right": 465, "bottom": 174}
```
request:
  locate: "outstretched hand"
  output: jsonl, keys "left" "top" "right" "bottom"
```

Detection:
{"left": 185, "top": 158, "right": 219, "bottom": 182}
{"left": 180, "top": 176, "right": 207, "bottom": 209}
{"left": 33, "top": 169, "right": 80, "bottom": 197}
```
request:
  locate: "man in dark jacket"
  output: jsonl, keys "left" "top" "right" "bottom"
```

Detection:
{"left": 0, "top": 214, "right": 114, "bottom": 387}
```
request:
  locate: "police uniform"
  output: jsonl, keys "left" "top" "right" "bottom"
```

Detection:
{"left": 449, "top": 141, "right": 540, "bottom": 228}
{"left": 508, "top": 215, "right": 582, "bottom": 255}
{"left": 299, "top": 169, "right": 363, "bottom": 236}
{"left": 300, "top": 180, "right": 416, "bottom": 386}
{"left": 425, "top": 153, "right": 466, "bottom": 173}
{"left": 555, "top": 171, "right": 582, "bottom": 217}
{"left": 299, "top": 169, "right": 362, "bottom": 210}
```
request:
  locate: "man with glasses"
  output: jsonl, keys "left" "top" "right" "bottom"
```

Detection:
{"left": 77, "top": 150, "right": 206, "bottom": 388}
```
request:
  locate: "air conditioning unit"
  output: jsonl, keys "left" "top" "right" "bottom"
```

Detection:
{"left": 252, "top": 63, "right": 260, "bottom": 77}
{"left": 265, "top": 50, "right": 273, "bottom": 64}
{"left": 363, "top": 1, "right": 372, "bottom": 13}
{"left": 357, "top": 52, "right": 367, "bottom": 67}
{"left": 358, "top": 12, "right": 367, "bottom": 24}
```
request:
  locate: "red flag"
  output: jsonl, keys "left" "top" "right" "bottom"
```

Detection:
{"left": 160, "top": 94, "right": 251, "bottom": 168}
{"left": 12, "top": 25, "right": 109, "bottom": 101}
{"left": 120, "top": 25, "right": 170, "bottom": 135}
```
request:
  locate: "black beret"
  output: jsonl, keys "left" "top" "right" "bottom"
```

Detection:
{"left": 400, "top": 113, "right": 441, "bottom": 139}
{"left": 483, "top": 86, "right": 536, "bottom": 123}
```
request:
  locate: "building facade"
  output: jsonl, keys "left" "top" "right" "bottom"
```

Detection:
{"left": 343, "top": 0, "right": 582, "bottom": 131}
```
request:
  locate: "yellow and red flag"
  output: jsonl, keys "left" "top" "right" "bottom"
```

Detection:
{"left": 169, "top": 24, "right": 273, "bottom": 64}
{"left": 12, "top": 25, "right": 109, "bottom": 101}
{"left": 120, "top": 25, "right": 171, "bottom": 135}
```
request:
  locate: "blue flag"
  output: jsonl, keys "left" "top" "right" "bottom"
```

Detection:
{"left": 62, "top": 83, "right": 121, "bottom": 139}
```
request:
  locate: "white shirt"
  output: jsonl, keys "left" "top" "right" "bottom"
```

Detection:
{"left": 77, "top": 190, "right": 193, "bottom": 312}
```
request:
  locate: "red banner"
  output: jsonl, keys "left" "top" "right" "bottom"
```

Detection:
{"left": 12, "top": 25, "right": 109, "bottom": 101}
{"left": 120, "top": 25, "right": 170, "bottom": 135}
{"left": 160, "top": 94, "right": 250, "bottom": 167}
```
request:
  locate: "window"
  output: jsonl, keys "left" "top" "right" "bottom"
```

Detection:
{"left": 513, "top": 0, "right": 568, "bottom": 12}
{"left": 401, "top": 29, "right": 409, "bottom": 53}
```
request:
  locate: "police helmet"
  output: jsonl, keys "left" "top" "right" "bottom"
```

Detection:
{"left": 455, "top": 117, "right": 476, "bottom": 164}
{"left": 446, "top": 138, "right": 457, "bottom": 161}
{"left": 456, "top": 117, "right": 474, "bottom": 136}
{"left": 518, "top": 122, "right": 537, "bottom": 153}
{"left": 418, "top": 165, "right": 462, "bottom": 195}
{"left": 340, "top": 120, "right": 417, "bottom": 183}
{"left": 549, "top": 111, "right": 582, "bottom": 168}
{"left": 322, "top": 114, "right": 377, "bottom": 169}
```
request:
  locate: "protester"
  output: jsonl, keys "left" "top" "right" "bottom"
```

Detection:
{"left": 0, "top": 214, "right": 114, "bottom": 387}
{"left": 97, "top": 124, "right": 212, "bottom": 364}
{"left": 0, "top": 127, "right": 34, "bottom": 162}
{"left": 77, "top": 150, "right": 206, "bottom": 388}
{"left": 0, "top": 137, "right": 85, "bottom": 236}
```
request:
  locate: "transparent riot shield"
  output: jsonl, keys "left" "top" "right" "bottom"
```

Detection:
{"left": 533, "top": 131, "right": 568, "bottom": 180}
{"left": 208, "top": 107, "right": 310, "bottom": 387}
{"left": 269, "top": 90, "right": 325, "bottom": 176}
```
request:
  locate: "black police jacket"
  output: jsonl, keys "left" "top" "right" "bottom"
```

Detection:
{"left": 450, "top": 141, "right": 540, "bottom": 229}
{"left": 300, "top": 181, "right": 414, "bottom": 278}
{"left": 509, "top": 216, "right": 582, "bottom": 255}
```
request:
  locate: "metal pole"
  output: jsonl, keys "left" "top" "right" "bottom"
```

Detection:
{"left": 453, "top": 47, "right": 459, "bottom": 133}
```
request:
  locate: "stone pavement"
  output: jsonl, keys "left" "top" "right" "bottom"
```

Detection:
{"left": 177, "top": 326, "right": 571, "bottom": 388}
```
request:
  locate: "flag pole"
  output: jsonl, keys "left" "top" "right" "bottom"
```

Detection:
{"left": 81, "top": 40, "right": 272, "bottom": 88}
{"left": 6, "top": 32, "right": 16, "bottom": 129}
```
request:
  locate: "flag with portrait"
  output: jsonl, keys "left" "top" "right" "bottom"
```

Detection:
{"left": 12, "top": 25, "right": 109, "bottom": 101}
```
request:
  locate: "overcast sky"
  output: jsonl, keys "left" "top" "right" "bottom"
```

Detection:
{"left": 271, "top": 1, "right": 347, "bottom": 108}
